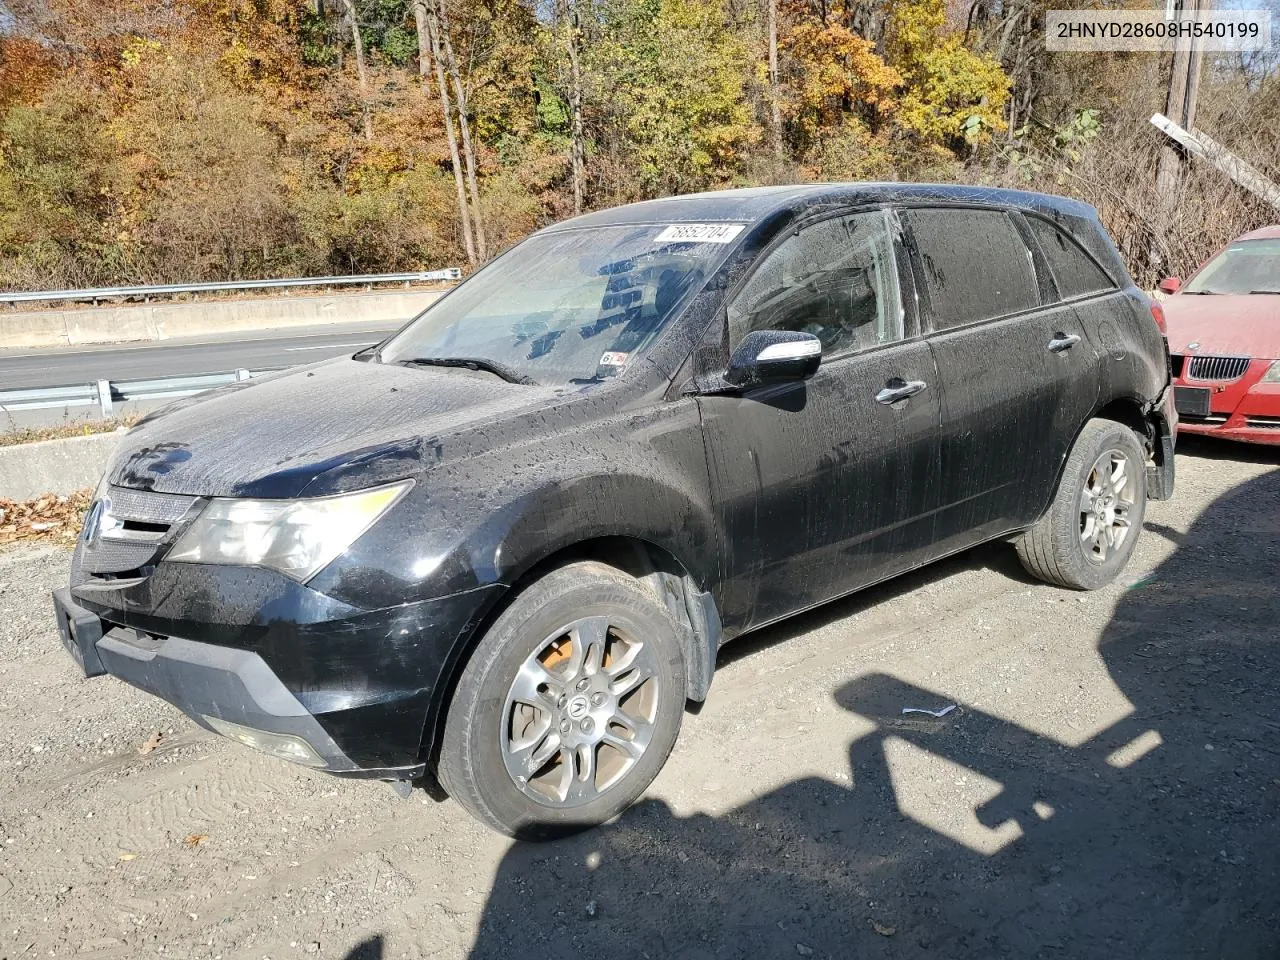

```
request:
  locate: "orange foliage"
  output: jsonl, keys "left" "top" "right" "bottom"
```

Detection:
{"left": 0, "top": 38, "right": 59, "bottom": 107}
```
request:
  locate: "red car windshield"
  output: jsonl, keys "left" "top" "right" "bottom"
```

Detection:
{"left": 1183, "top": 238, "right": 1280, "bottom": 296}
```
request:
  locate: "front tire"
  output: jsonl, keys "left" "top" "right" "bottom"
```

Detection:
{"left": 1016, "top": 418, "right": 1147, "bottom": 590}
{"left": 438, "top": 561, "right": 686, "bottom": 838}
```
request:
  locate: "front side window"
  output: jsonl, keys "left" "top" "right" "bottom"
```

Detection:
{"left": 378, "top": 224, "right": 744, "bottom": 385}
{"left": 1183, "top": 238, "right": 1280, "bottom": 295}
{"left": 727, "top": 210, "right": 905, "bottom": 359}
{"left": 904, "top": 207, "right": 1039, "bottom": 330}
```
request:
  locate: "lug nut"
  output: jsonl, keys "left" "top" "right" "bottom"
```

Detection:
{"left": 576, "top": 678, "right": 590, "bottom": 692}
{"left": 580, "top": 717, "right": 595, "bottom": 735}
{"left": 557, "top": 695, "right": 568, "bottom": 709}
{"left": 560, "top": 719, "right": 571, "bottom": 734}
{"left": 590, "top": 692, "right": 605, "bottom": 707}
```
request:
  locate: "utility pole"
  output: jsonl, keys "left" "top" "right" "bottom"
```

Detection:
{"left": 1155, "top": 0, "right": 1209, "bottom": 214}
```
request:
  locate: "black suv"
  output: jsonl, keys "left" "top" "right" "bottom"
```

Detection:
{"left": 54, "top": 184, "right": 1176, "bottom": 837}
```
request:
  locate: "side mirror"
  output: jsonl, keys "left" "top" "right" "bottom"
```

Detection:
{"left": 1158, "top": 277, "right": 1182, "bottom": 294}
{"left": 724, "top": 330, "right": 822, "bottom": 388}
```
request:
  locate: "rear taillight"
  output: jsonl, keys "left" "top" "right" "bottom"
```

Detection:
{"left": 1149, "top": 300, "right": 1168, "bottom": 335}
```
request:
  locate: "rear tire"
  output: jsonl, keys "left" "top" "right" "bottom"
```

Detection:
{"left": 438, "top": 561, "right": 686, "bottom": 839}
{"left": 1016, "top": 418, "right": 1147, "bottom": 590}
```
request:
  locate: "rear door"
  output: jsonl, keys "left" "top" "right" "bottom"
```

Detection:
{"left": 697, "top": 208, "right": 941, "bottom": 632}
{"left": 900, "top": 205, "right": 1098, "bottom": 554}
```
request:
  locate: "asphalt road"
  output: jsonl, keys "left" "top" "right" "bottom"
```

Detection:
{"left": 1, "top": 439, "right": 1277, "bottom": 958}
{"left": 0, "top": 321, "right": 398, "bottom": 389}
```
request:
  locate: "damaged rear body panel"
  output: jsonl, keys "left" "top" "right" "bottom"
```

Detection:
{"left": 54, "top": 183, "right": 1173, "bottom": 787}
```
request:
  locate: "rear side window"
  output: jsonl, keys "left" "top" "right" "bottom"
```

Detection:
{"left": 903, "top": 208, "right": 1038, "bottom": 330}
{"left": 1024, "top": 215, "right": 1113, "bottom": 299}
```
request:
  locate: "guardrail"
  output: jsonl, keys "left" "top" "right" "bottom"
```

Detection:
{"left": 0, "top": 269, "right": 462, "bottom": 307}
{"left": 0, "top": 369, "right": 282, "bottom": 418}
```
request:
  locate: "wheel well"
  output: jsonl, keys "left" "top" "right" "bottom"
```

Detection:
{"left": 417, "top": 536, "right": 721, "bottom": 786}
{"left": 1095, "top": 397, "right": 1150, "bottom": 447}
{"left": 1094, "top": 396, "right": 1161, "bottom": 463}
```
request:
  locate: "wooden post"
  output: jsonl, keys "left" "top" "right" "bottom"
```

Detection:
{"left": 1155, "top": 0, "right": 1209, "bottom": 213}
{"left": 1150, "top": 113, "right": 1280, "bottom": 213}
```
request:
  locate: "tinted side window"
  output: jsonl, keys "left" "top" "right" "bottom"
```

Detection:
{"left": 1024, "top": 215, "right": 1114, "bottom": 299}
{"left": 904, "top": 208, "right": 1038, "bottom": 329}
{"left": 728, "top": 211, "right": 904, "bottom": 359}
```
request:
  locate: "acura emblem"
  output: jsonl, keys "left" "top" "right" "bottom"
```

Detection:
{"left": 1187, "top": 341, "right": 1200, "bottom": 352}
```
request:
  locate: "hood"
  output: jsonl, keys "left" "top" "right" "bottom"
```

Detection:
{"left": 1163, "top": 294, "right": 1280, "bottom": 358}
{"left": 108, "top": 358, "right": 557, "bottom": 498}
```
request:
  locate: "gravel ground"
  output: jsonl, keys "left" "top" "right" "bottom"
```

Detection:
{"left": 1, "top": 436, "right": 1277, "bottom": 960}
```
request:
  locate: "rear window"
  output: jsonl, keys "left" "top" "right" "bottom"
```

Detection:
{"left": 903, "top": 208, "right": 1039, "bottom": 330}
{"left": 1025, "top": 215, "right": 1113, "bottom": 300}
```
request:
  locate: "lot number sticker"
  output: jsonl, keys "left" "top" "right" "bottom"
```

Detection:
{"left": 654, "top": 223, "right": 746, "bottom": 244}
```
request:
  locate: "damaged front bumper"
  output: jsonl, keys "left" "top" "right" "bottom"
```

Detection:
{"left": 55, "top": 586, "right": 380, "bottom": 772}
{"left": 52, "top": 573, "right": 501, "bottom": 780}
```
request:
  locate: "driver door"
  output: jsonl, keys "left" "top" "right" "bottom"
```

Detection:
{"left": 696, "top": 209, "right": 942, "bottom": 632}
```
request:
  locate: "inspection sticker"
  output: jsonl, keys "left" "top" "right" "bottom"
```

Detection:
{"left": 654, "top": 223, "right": 746, "bottom": 244}
{"left": 599, "top": 351, "right": 629, "bottom": 367}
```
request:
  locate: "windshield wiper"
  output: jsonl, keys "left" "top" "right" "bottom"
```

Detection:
{"left": 395, "top": 356, "right": 536, "bottom": 385}
{"left": 1182, "top": 290, "right": 1219, "bottom": 295}
{"left": 1249, "top": 289, "right": 1280, "bottom": 295}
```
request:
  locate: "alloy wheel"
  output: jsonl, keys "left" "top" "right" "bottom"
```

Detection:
{"left": 501, "top": 615, "right": 660, "bottom": 807}
{"left": 1079, "top": 448, "right": 1136, "bottom": 563}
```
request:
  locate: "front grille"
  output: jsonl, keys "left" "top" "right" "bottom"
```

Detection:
{"left": 107, "top": 486, "right": 199, "bottom": 525}
{"left": 1245, "top": 416, "right": 1280, "bottom": 429}
{"left": 1181, "top": 414, "right": 1230, "bottom": 426}
{"left": 1187, "top": 355, "right": 1250, "bottom": 382}
{"left": 79, "top": 485, "right": 200, "bottom": 575}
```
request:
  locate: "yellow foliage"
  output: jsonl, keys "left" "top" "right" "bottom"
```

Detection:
{"left": 886, "top": 0, "right": 1009, "bottom": 145}
{"left": 120, "top": 37, "right": 164, "bottom": 70}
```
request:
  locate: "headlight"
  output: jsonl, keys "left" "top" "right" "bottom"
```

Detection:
{"left": 165, "top": 480, "right": 412, "bottom": 582}
{"left": 1262, "top": 361, "right": 1280, "bottom": 383}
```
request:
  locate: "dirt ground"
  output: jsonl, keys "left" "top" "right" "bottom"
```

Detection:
{"left": 1, "top": 436, "right": 1277, "bottom": 960}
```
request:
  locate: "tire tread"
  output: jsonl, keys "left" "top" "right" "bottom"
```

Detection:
{"left": 1015, "top": 418, "right": 1146, "bottom": 591}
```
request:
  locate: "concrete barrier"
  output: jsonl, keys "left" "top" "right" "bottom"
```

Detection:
{"left": 0, "top": 432, "right": 121, "bottom": 500}
{"left": 0, "top": 288, "right": 446, "bottom": 350}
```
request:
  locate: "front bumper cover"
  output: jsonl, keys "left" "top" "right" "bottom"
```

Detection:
{"left": 55, "top": 586, "right": 419, "bottom": 778}
{"left": 54, "top": 571, "right": 502, "bottom": 779}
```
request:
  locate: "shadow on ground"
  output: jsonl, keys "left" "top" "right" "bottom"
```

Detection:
{"left": 465, "top": 465, "right": 1280, "bottom": 959}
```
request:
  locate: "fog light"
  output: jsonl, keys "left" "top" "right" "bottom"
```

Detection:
{"left": 201, "top": 715, "right": 327, "bottom": 768}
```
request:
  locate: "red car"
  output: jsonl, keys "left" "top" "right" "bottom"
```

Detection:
{"left": 1160, "top": 225, "right": 1280, "bottom": 445}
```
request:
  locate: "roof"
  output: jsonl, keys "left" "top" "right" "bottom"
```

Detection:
{"left": 1237, "top": 225, "right": 1280, "bottom": 241}
{"left": 542, "top": 182, "right": 1100, "bottom": 232}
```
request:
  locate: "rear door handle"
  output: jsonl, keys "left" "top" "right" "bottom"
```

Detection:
{"left": 875, "top": 379, "right": 928, "bottom": 404}
{"left": 1048, "top": 333, "right": 1081, "bottom": 353}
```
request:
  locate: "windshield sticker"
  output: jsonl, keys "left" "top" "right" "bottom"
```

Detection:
{"left": 654, "top": 223, "right": 746, "bottom": 244}
{"left": 599, "top": 351, "right": 629, "bottom": 368}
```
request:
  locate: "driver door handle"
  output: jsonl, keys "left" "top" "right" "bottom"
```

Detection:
{"left": 1048, "top": 333, "right": 1081, "bottom": 353}
{"left": 875, "top": 379, "right": 928, "bottom": 405}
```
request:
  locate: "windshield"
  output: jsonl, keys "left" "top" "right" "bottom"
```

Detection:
{"left": 1183, "top": 238, "right": 1280, "bottom": 295}
{"left": 378, "top": 223, "right": 746, "bottom": 385}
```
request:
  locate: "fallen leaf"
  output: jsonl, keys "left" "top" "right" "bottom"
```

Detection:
{"left": 118, "top": 853, "right": 136, "bottom": 861}
{"left": 0, "top": 489, "right": 93, "bottom": 546}
{"left": 137, "top": 731, "right": 163, "bottom": 755}
{"left": 871, "top": 921, "right": 896, "bottom": 937}
{"left": 183, "top": 834, "right": 209, "bottom": 848}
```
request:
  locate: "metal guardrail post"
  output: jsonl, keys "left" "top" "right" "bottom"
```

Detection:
{"left": 235, "top": 369, "right": 251, "bottom": 381}
{"left": 96, "top": 380, "right": 113, "bottom": 418}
